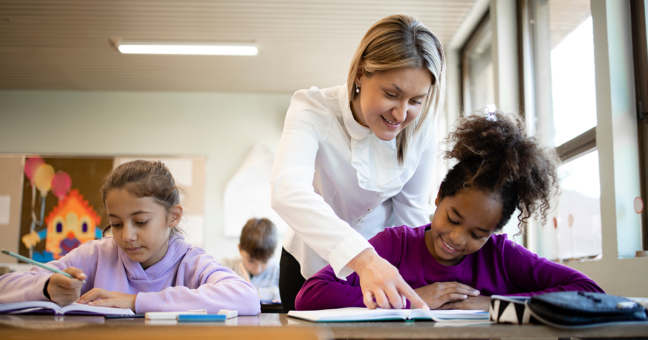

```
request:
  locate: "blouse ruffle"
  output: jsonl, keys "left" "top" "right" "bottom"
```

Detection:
{"left": 338, "top": 84, "right": 407, "bottom": 193}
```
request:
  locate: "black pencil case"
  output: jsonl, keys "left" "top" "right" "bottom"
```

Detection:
{"left": 490, "top": 292, "right": 648, "bottom": 329}
{"left": 526, "top": 291, "right": 647, "bottom": 329}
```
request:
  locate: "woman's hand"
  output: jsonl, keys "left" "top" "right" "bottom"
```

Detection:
{"left": 46, "top": 267, "right": 86, "bottom": 307}
{"left": 414, "top": 281, "right": 481, "bottom": 310}
{"left": 348, "top": 249, "right": 427, "bottom": 310}
{"left": 436, "top": 295, "right": 491, "bottom": 311}
{"left": 78, "top": 288, "right": 137, "bottom": 311}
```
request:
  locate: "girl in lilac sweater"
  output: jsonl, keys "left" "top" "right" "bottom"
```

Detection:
{"left": 296, "top": 112, "right": 603, "bottom": 312}
{"left": 0, "top": 160, "right": 260, "bottom": 314}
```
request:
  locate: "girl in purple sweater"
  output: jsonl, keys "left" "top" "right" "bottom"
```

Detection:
{"left": 0, "top": 160, "right": 260, "bottom": 314}
{"left": 296, "top": 112, "right": 603, "bottom": 312}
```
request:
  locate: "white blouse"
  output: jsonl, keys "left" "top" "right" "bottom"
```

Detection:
{"left": 271, "top": 83, "right": 437, "bottom": 279}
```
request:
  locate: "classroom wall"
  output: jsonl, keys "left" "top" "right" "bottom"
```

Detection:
{"left": 0, "top": 90, "right": 292, "bottom": 261}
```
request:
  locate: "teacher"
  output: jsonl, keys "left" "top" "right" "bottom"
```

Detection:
{"left": 271, "top": 14, "right": 446, "bottom": 311}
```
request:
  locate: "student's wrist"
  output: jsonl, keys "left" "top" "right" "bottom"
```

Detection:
{"left": 43, "top": 278, "right": 52, "bottom": 301}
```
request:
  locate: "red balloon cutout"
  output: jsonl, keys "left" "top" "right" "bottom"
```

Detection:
{"left": 51, "top": 171, "right": 72, "bottom": 201}
{"left": 24, "top": 156, "right": 45, "bottom": 183}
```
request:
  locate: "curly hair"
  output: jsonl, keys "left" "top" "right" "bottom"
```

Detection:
{"left": 439, "top": 112, "right": 561, "bottom": 231}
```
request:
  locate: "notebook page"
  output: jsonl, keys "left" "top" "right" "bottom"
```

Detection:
{"left": 288, "top": 307, "right": 409, "bottom": 322}
{"left": 427, "top": 309, "right": 490, "bottom": 321}
{"left": 0, "top": 301, "right": 62, "bottom": 314}
{"left": 61, "top": 303, "right": 134, "bottom": 316}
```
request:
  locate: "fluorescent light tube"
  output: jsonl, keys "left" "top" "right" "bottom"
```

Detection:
{"left": 112, "top": 40, "right": 258, "bottom": 56}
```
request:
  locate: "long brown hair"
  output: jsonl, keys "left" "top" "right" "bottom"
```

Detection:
{"left": 347, "top": 14, "right": 446, "bottom": 165}
{"left": 100, "top": 160, "right": 184, "bottom": 236}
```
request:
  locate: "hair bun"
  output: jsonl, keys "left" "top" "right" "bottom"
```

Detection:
{"left": 446, "top": 112, "right": 529, "bottom": 191}
{"left": 441, "top": 111, "right": 561, "bottom": 229}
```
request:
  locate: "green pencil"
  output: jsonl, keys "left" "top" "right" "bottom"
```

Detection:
{"left": 1, "top": 249, "right": 86, "bottom": 283}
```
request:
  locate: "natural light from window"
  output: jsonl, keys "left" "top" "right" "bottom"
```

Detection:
{"left": 550, "top": 17, "right": 597, "bottom": 147}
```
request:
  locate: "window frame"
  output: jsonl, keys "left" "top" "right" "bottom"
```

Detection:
{"left": 459, "top": 11, "right": 491, "bottom": 117}
{"left": 520, "top": 0, "right": 601, "bottom": 258}
{"left": 630, "top": 0, "right": 648, "bottom": 250}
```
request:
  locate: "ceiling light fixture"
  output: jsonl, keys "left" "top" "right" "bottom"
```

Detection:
{"left": 111, "top": 39, "right": 258, "bottom": 56}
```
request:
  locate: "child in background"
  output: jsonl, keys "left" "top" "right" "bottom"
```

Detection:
{"left": 295, "top": 112, "right": 604, "bottom": 311}
{"left": 221, "top": 218, "right": 281, "bottom": 303}
{"left": 0, "top": 160, "right": 260, "bottom": 315}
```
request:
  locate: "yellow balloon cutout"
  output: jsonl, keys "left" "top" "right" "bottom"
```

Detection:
{"left": 34, "top": 164, "right": 55, "bottom": 197}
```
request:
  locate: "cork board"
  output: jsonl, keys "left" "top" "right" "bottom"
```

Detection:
{"left": 0, "top": 155, "right": 25, "bottom": 263}
{"left": 19, "top": 156, "right": 114, "bottom": 261}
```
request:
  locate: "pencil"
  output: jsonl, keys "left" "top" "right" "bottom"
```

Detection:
{"left": 238, "top": 262, "right": 251, "bottom": 283}
{"left": 1, "top": 249, "right": 86, "bottom": 283}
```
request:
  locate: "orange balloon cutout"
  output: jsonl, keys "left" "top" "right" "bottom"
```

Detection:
{"left": 34, "top": 164, "right": 55, "bottom": 197}
{"left": 24, "top": 156, "right": 44, "bottom": 183}
{"left": 51, "top": 171, "right": 72, "bottom": 201}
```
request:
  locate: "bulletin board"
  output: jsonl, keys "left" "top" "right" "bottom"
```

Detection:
{"left": 0, "top": 154, "right": 207, "bottom": 264}
{"left": 19, "top": 156, "right": 114, "bottom": 262}
{"left": 0, "top": 155, "right": 25, "bottom": 263}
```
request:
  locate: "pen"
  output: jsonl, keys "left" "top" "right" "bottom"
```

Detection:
{"left": 177, "top": 314, "right": 226, "bottom": 322}
{"left": 238, "top": 262, "right": 251, "bottom": 283}
{"left": 1, "top": 249, "right": 86, "bottom": 283}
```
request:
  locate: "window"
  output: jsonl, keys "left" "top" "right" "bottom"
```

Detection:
{"left": 525, "top": 0, "right": 602, "bottom": 261}
{"left": 631, "top": 0, "right": 648, "bottom": 250}
{"left": 461, "top": 13, "right": 496, "bottom": 115}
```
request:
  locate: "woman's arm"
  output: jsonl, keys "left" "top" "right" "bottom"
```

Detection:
{"left": 295, "top": 227, "right": 411, "bottom": 310}
{"left": 271, "top": 89, "right": 373, "bottom": 278}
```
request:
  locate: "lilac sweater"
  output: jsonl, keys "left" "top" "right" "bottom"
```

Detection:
{"left": 296, "top": 225, "right": 604, "bottom": 310}
{"left": 0, "top": 235, "right": 261, "bottom": 315}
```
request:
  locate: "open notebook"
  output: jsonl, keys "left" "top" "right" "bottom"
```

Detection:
{"left": 288, "top": 307, "right": 489, "bottom": 322}
{"left": 0, "top": 301, "right": 134, "bottom": 316}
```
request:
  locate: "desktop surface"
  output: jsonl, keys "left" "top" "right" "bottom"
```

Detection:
{"left": 0, "top": 313, "right": 647, "bottom": 339}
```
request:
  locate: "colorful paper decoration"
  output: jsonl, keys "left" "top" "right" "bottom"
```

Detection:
{"left": 24, "top": 157, "right": 44, "bottom": 184}
{"left": 44, "top": 189, "right": 102, "bottom": 259}
{"left": 51, "top": 171, "right": 72, "bottom": 201}
{"left": 34, "top": 164, "right": 55, "bottom": 197}
{"left": 634, "top": 197, "right": 643, "bottom": 214}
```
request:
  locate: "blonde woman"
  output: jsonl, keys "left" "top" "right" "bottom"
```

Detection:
{"left": 272, "top": 15, "right": 449, "bottom": 311}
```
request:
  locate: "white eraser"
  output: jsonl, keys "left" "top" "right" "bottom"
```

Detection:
{"left": 145, "top": 310, "right": 207, "bottom": 320}
{"left": 217, "top": 309, "right": 238, "bottom": 318}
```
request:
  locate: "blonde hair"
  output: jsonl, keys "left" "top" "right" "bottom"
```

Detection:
{"left": 347, "top": 14, "right": 446, "bottom": 164}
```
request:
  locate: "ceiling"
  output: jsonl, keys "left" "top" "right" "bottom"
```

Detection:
{"left": 0, "top": 0, "right": 477, "bottom": 93}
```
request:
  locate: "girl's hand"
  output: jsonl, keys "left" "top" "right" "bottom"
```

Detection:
{"left": 348, "top": 249, "right": 428, "bottom": 310}
{"left": 78, "top": 288, "right": 137, "bottom": 311}
{"left": 47, "top": 267, "right": 86, "bottom": 307}
{"left": 436, "top": 295, "right": 491, "bottom": 311}
{"left": 414, "top": 282, "right": 480, "bottom": 310}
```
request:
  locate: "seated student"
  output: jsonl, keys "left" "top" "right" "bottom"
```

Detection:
{"left": 220, "top": 218, "right": 281, "bottom": 303}
{"left": 0, "top": 160, "right": 260, "bottom": 315}
{"left": 295, "top": 112, "right": 604, "bottom": 311}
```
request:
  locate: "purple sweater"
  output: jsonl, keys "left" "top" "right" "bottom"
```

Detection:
{"left": 296, "top": 225, "right": 604, "bottom": 310}
{"left": 0, "top": 235, "right": 261, "bottom": 315}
